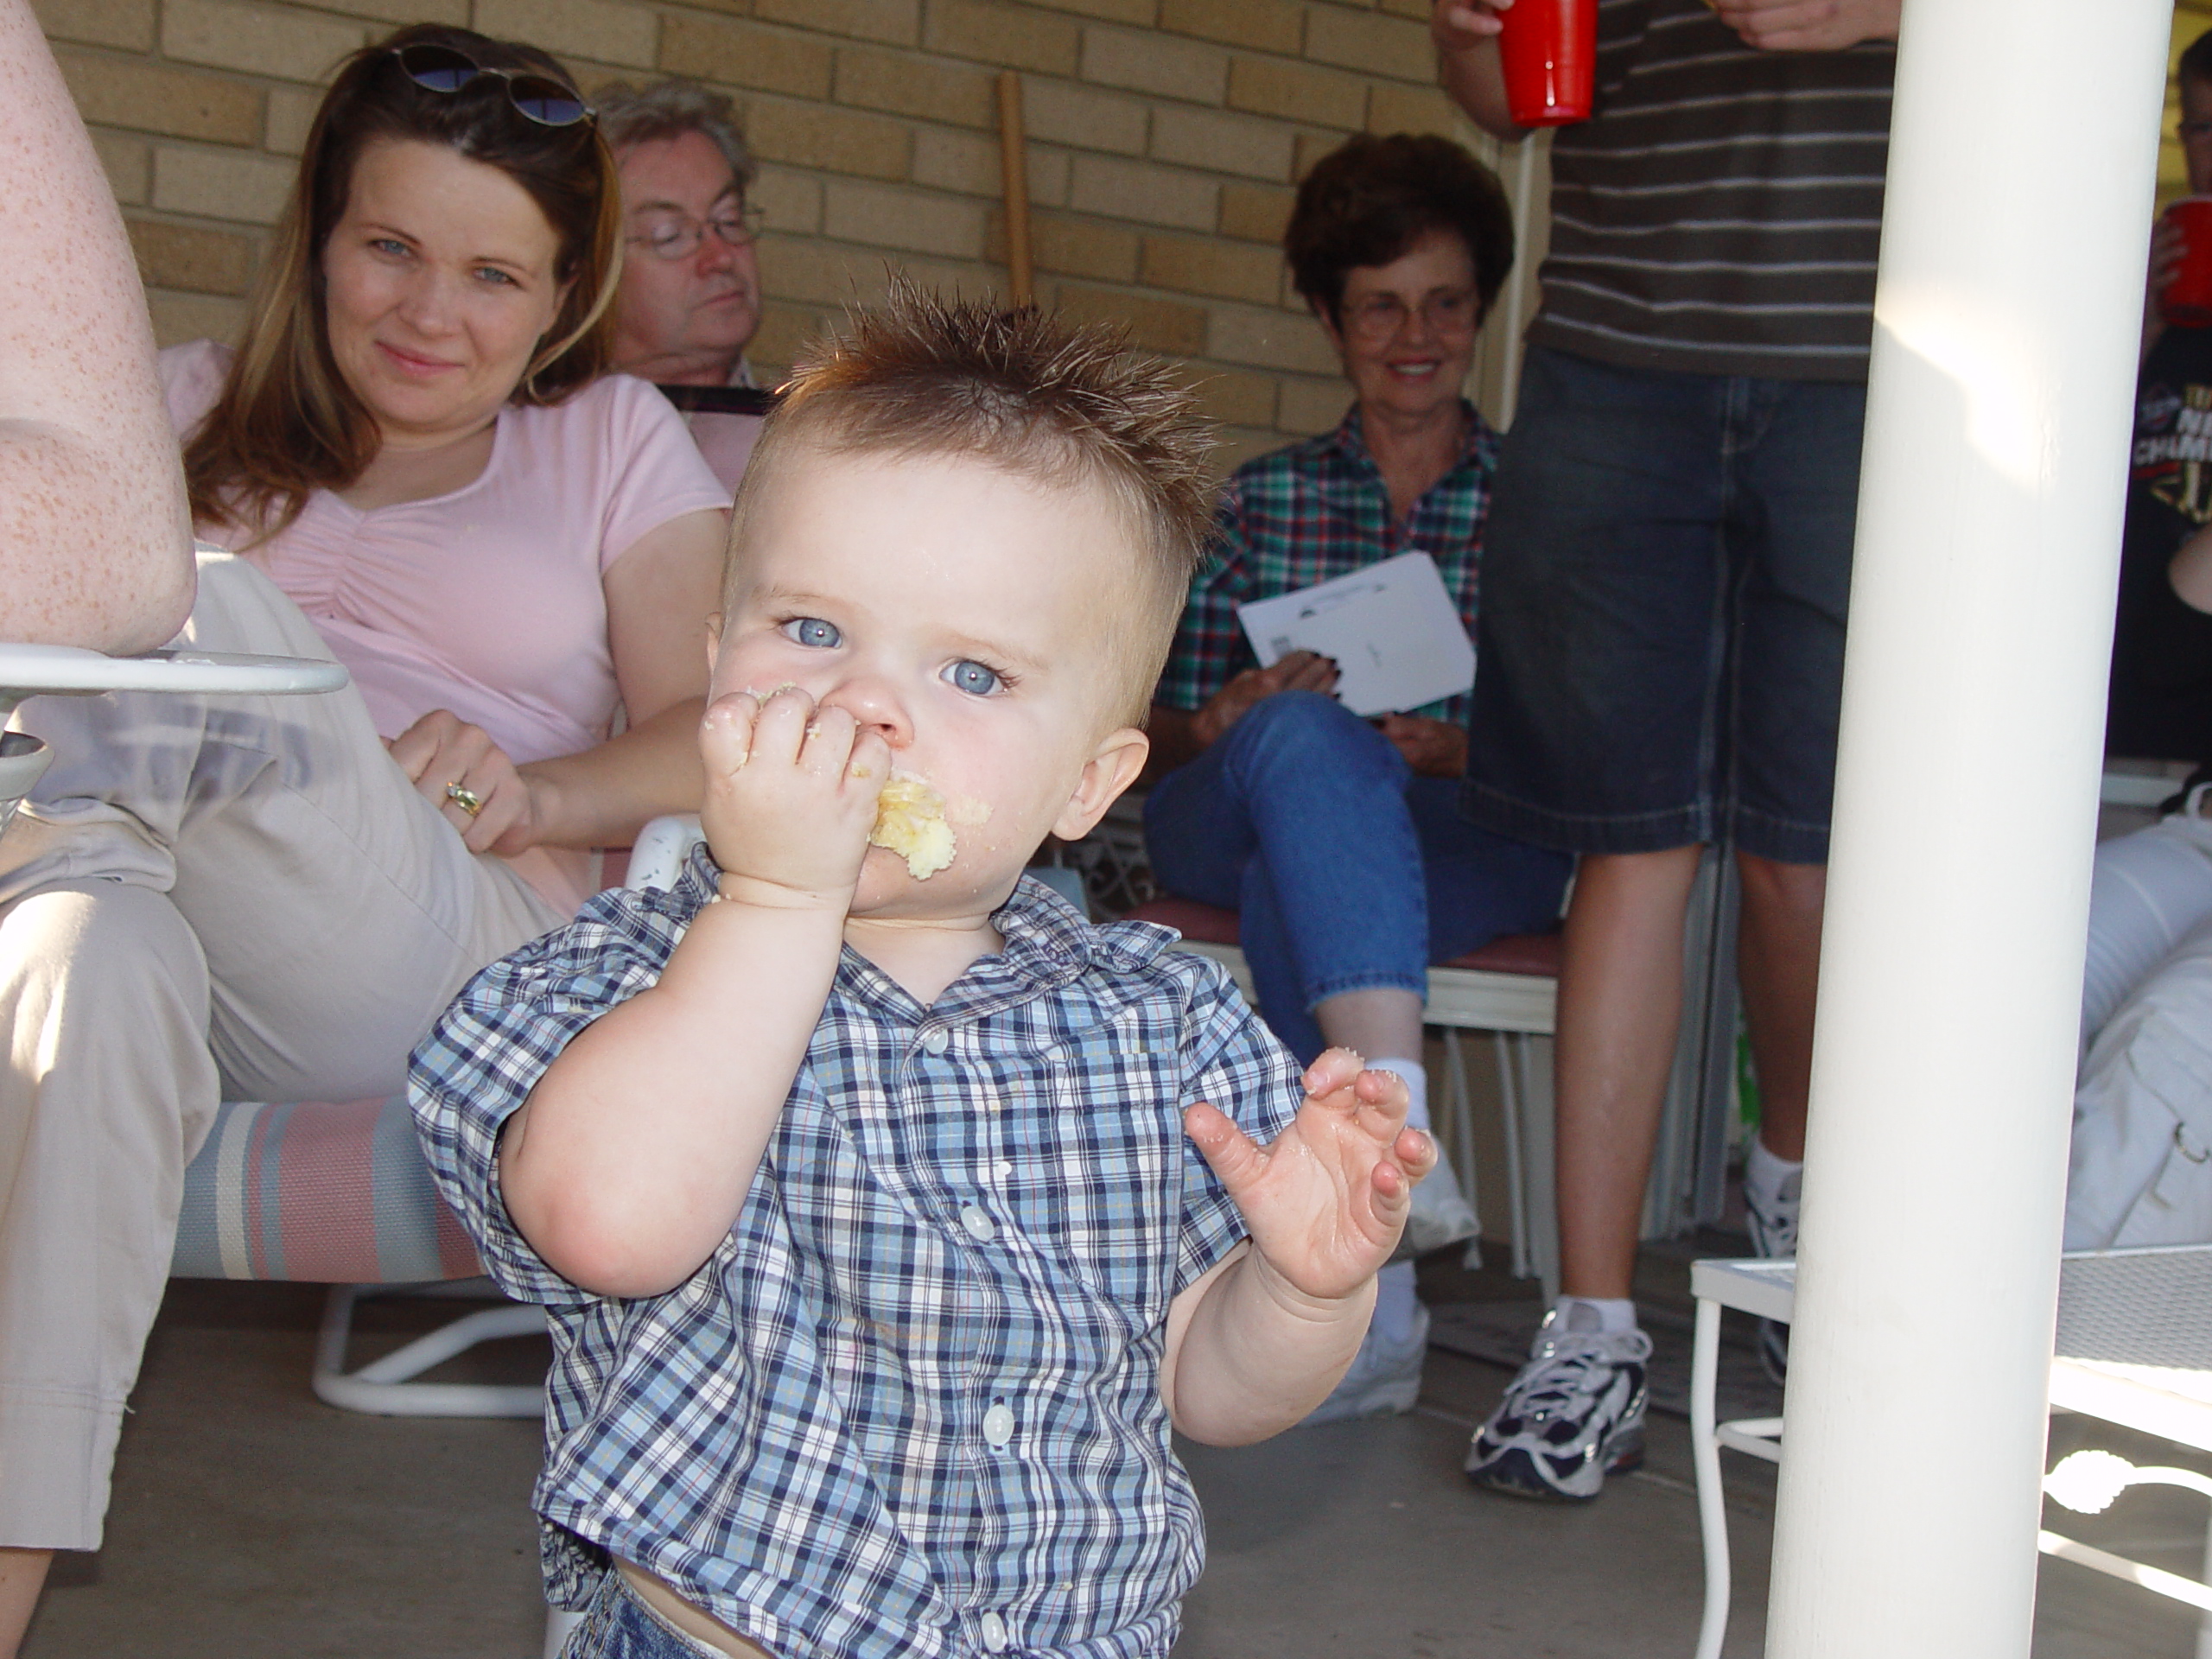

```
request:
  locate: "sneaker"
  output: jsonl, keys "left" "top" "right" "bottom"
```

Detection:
{"left": 1464, "top": 1312, "right": 1652, "bottom": 1501}
{"left": 1300, "top": 1302, "right": 1429, "bottom": 1426}
{"left": 1744, "top": 1168, "right": 1801, "bottom": 1384}
{"left": 1394, "top": 1141, "right": 1479, "bottom": 1262}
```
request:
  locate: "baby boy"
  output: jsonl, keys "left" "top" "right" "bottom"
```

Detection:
{"left": 412, "top": 287, "right": 1433, "bottom": 1659}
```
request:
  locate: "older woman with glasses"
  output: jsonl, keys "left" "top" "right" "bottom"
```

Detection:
{"left": 0, "top": 25, "right": 728, "bottom": 1639}
{"left": 1143, "top": 133, "right": 1572, "bottom": 1425}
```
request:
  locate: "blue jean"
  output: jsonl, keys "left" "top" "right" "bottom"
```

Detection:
{"left": 1144, "top": 691, "right": 1572, "bottom": 1063}
{"left": 1464, "top": 345, "right": 1866, "bottom": 864}
{"left": 562, "top": 1569, "right": 741, "bottom": 1658}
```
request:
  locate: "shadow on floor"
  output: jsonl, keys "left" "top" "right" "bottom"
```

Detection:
{"left": 22, "top": 1248, "right": 2207, "bottom": 1657}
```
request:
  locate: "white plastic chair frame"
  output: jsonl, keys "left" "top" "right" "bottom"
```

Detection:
{"left": 1690, "top": 1248, "right": 2212, "bottom": 1659}
{"left": 311, "top": 816, "right": 708, "bottom": 1421}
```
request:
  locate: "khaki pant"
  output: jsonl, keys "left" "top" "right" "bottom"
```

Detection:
{"left": 0, "top": 554, "right": 563, "bottom": 1548}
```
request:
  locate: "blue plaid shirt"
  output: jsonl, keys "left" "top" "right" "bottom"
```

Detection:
{"left": 411, "top": 848, "right": 1304, "bottom": 1659}
{"left": 1154, "top": 401, "right": 1497, "bottom": 726}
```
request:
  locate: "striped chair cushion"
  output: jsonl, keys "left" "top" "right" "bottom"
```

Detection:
{"left": 171, "top": 1096, "right": 481, "bottom": 1283}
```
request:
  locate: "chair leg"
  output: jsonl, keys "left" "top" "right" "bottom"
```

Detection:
{"left": 1691, "top": 1296, "right": 1732, "bottom": 1659}
{"left": 1496, "top": 1032, "right": 1529, "bottom": 1281}
{"left": 313, "top": 1283, "right": 547, "bottom": 1418}
{"left": 1440, "top": 1027, "right": 1484, "bottom": 1267}
{"left": 1518, "top": 1033, "right": 1560, "bottom": 1303}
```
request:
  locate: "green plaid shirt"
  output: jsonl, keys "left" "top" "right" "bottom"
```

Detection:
{"left": 1154, "top": 401, "right": 1497, "bottom": 724}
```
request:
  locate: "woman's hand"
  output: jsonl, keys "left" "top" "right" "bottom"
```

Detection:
{"left": 388, "top": 709, "right": 541, "bottom": 856}
{"left": 1193, "top": 651, "right": 1339, "bottom": 749}
{"left": 698, "top": 685, "right": 890, "bottom": 910}
{"left": 1376, "top": 713, "right": 1468, "bottom": 779}
{"left": 1709, "top": 0, "right": 1900, "bottom": 51}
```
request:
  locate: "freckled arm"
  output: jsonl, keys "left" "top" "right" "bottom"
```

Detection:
{"left": 0, "top": 0, "right": 196, "bottom": 652}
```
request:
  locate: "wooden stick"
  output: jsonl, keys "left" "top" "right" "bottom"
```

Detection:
{"left": 996, "top": 70, "right": 1034, "bottom": 308}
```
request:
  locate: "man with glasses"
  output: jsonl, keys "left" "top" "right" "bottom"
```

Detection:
{"left": 598, "top": 78, "right": 768, "bottom": 490}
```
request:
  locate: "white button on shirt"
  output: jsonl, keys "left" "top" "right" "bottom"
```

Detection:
{"left": 961, "top": 1205, "right": 996, "bottom": 1243}
{"left": 979, "top": 1610, "right": 1009, "bottom": 1651}
{"left": 920, "top": 1027, "right": 950, "bottom": 1055}
{"left": 982, "top": 1402, "right": 1015, "bottom": 1448}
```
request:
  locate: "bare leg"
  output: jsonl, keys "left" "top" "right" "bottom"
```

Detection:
{"left": 1734, "top": 852, "right": 1826, "bottom": 1162}
{"left": 1555, "top": 847, "right": 1704, "bottom": 1300}
{"left": 1313, "top": 987, "right": 1426, "bottom": 1069}
{"left": 0, "top": 1548, "right": 50, "bottom": 1658}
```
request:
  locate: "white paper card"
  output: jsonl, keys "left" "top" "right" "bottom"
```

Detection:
{"left": 1234, "top": 550, "right": 1475, "bottom": 718}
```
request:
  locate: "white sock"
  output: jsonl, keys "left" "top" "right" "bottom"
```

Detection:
{"left": 1745, "top": 1135, "right": 1804, "bottom": 1215}
{"left": 1371, "top": 1261, "right": 1421, "bottom": 1346}
{"left": 1554, "top": 1294, "right": 1637, "bottom": 1336}
{"left": 1369, "top": 1057, "right": 1428, "bottom": 1131}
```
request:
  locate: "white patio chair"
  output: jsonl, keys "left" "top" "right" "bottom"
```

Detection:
{"left": 1689, "top": 1244, "right": 2212, "bottom": 1659}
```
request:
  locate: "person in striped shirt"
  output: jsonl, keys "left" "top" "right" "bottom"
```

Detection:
{"left": 1436, "top": 0, "right": 1897, "bottom": 1501}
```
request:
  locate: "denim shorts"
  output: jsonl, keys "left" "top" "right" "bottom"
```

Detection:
{"left": 1462, "top": 344, "right": 1866, "bottom": 865}
{"left": 562, "top": 1569, "right": 752, "bottom": 1659}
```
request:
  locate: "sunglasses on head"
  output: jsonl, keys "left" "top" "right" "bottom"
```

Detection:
{"left": 387, "top": 42, "right": 592, "bottom": 128}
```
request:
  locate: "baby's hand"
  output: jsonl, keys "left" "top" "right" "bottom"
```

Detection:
{"left": 1185, "top": 1048, "right": 1437, "bottom": 1303}
{"left": 699, "top": 687, "right": 889, "bottom": 908}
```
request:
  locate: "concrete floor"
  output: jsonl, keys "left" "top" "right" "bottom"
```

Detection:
{"left": 21, "top": 1244, "right": 2209, "bottom": 1658}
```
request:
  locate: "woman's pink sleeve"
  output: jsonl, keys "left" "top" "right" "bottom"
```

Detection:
{"left": 596, "top": 376, "right": 737, "bottom": 574}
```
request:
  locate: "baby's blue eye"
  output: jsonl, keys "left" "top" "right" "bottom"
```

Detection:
{"left": 945, "top": 659, "right": 1000, "bottom": 696}
{"left": 782, "top": 617, "right": 841, "bottom": 648}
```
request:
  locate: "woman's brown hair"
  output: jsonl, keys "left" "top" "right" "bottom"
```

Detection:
{"left": 1283, "top": 133, "right": 1516, "bottom": 328}
{"left": 182, "top": 23, "right": 622, "bottom": 539}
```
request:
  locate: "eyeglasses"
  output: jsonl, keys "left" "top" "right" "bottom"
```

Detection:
{"left": 388, "top": 42, "right": 592, "bottom": 128}
{"left": 626, "top": 207, "right": 765, "bottom": 262}
{"left": 1342, "top": 288, "right": 1481, "bottom": 342}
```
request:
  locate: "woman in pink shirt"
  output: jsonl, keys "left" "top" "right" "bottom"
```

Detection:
{"left": 0, "top": 28, "right": 728, "bottom": 1638}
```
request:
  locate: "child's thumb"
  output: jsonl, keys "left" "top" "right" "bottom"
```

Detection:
{"left": 1184, "top": 1101, "right": 1262, "bottom": 1192}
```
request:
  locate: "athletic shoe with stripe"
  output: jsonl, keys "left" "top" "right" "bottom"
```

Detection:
{"left": 1464, "top": 1312, "right": 1652, "bottom": 1501}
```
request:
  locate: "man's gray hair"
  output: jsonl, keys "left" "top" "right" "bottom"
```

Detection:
{"left": 594, "top": 77, "right": 757, "bottom": 198}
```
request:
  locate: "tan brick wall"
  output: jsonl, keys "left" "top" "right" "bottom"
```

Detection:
{"left": 34, "top": 0, "right": 1533, "bottom": 467}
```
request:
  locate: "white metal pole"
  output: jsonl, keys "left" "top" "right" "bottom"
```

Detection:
{"left": 1764, "top": 2, "right": 2171, "bottom": 1655}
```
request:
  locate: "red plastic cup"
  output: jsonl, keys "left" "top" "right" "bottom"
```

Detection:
{"left": 1497, "top": 0, "right": 1597, "bottom": 128}
{"left": 2164, "top": 198, "right": 2212, "bottom": 327}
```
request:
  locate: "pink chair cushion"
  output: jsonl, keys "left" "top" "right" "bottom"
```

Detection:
{"left": 1440, "top": 931, "right": 1563, "bottom": 977}
{"left": 1126, "top": 898, "right": 1560, "bottom": 981}
{"left": 171, "top": 1096, "right": 481, "bottom": 1284}
{"left": 1126, "top": 896, "right": 1241, "bottom": 945}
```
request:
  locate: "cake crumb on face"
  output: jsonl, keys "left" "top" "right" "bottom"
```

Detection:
{"left": 871, "top": 772, "right": 957, "bottom": 879}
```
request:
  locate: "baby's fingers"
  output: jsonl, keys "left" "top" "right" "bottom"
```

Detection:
{"left": 1395, "top": 1123, "right": 1438, "bottom": 1183}
{"left": 1300, "top": 1046, "right": 1367, "bottom": 1102}
{"left": 1185, "top": 1101, "right": 1268, "bottom": 1198}
{"left": 700, "top": 692, "right": 760, "bottom": 777}
{"left": 747, "top": 685, "right": 817, "bottom": 766}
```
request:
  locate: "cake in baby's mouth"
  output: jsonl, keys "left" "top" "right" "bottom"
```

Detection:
{"left": 870, "top": 772, "right": 957, "bottom": 880}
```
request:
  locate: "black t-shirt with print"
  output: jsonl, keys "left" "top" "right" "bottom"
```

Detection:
{"left": 2108, "top": 324, "right": 2212, "bottom": 766}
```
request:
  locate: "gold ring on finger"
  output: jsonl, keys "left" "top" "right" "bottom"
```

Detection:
{"left": 444, "top": 781, "right": 485, "bottom": 817}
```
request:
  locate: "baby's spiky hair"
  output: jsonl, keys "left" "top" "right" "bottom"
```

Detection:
{"left": 725, "top": 280, "right": 1217, "bottom": 725}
